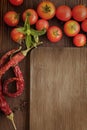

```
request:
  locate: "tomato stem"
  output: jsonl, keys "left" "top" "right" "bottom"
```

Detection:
{"left": 42, "top": 4, "right": 51, "bottom": 13}
{"left": 53, "top": 30, "right": 59, "bottom": 36}
{"left": 71, "top": 24, "right": 76, "bottom": 31}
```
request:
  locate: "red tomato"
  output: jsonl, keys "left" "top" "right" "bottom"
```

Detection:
{"left": 47, "top": 26, "right": 62, "bottom": 43}
{"left": 72, "top": 5, "right": 87, "bottom": 22}
{"left": 9, "top": 0, "right": 23, "bottom": 6}
{"left": 4, "top": 11, "right": 19, "bottom": 27}
{"left": 36, "top": 19, "right": 49, "bottom": 31}
{"left": 81, "top": 19, "right": 87, "bottom": 32}
{"left": 37, "top": 1, "right": 56, "bottom": 20}
{"left": 11, "top": 28, "right": 25, "bottom": 44}
{"left": 73, "top": 34, "right": 86, "bottom": 47}
{"left": 22, "top": 9, "right": 38, "bottom": 25}
{"left": 56, "top": 5, "right": 72, "bottom": 21}
{"left": 64, "top": 20, "right": 80, "bottom": 37}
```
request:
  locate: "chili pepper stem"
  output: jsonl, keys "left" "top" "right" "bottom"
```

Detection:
{"left": 22, "top": 41, "right": 43, "bottom": 56}
{"left": 7, "top": 112, "right": 17, "bottom": 130}
{"left": 10, "top": 46, "right": 22, "bottom": 59}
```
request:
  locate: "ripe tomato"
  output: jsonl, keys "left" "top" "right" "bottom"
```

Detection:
{"left": 72, "top": 5, "right": 87, "bottom": 22}
{"left": 73, "top": 34, "right": 86, "bottom": 47}
{"left": 4, "top": 11, "right": 19, "bottom": 27}
{"left": 9, "top": 0, "right": 23, "bottom": 6}
{"left": 36, "top": 19, "right": 49, "bottom": 31}
{"left": 47, "top": 26, "right": 62, "bottom": 43}
{"left": 56, "top": 5, "right": 72, "bottom": 21}
{"left": 11, "top": 28, "right": 25, "bottom": 44}
{"left": 64, "top": 20, "right": 80, "bottom": 37}
{"left": 37, "top": 1, "right": 56, "bottom": 20}
{"left": 22, "top": 9, "right": 38, "bottom": 25}
{"left": 81, "top": 19, "right": 87, "bottom": 32}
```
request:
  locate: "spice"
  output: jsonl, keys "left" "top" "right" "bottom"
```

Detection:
{"left": 0, "top": 50, "right": 17, "bottom": 130}
{"left": 0, "top": 49, "right": 16, "bottom": 68}
{"left": 0, "top": 51, "right": 25, "bottom": 77}
{"left": 0, "top": 79, "right": 17, "bottom": 129}
{"left": 3, "top": 65, "right": 24, "bottom": 97}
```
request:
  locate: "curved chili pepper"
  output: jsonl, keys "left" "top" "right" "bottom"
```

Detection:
{"left": 0, "top": 49, "right": 16, "bottom": 68}
{"left": 0, "top": 80, "right": 12, "bottom": 115}
{"left": 0, "top": 79, "right": 17, "bottom": 130}
{"left": 0, "top": 42, "right": 42, "bottom": 77}
{"left": 0, "top": 51, "right": 25, "bottom": 77}
{"left": 3, "top": 65, "right": 25, "bottom": 97}
{"left": 0, "top": 50, "right": 17, "bottom": 130}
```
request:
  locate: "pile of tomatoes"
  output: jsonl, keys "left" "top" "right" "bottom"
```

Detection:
{"left": 3, "top": 0, "right": 87, "bottom": 47}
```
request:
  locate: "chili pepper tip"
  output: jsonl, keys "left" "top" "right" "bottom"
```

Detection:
{"left": 7, "top": 112, "right": 17, "bottom": 130}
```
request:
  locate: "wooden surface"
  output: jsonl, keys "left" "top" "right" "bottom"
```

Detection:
{"left": 0, "top": 0, "right": 87, "bottom": 130}
{"left": 30, "top": 47, "right": 87, "bottom": 130}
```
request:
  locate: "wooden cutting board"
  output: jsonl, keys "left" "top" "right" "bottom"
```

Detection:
{"left": 30, "top": 47, "right": 87, "bottom": 130}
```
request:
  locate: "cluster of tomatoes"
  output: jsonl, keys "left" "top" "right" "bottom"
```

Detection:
{"left": 3, "top": 0, "right": 87, "bottom": 47}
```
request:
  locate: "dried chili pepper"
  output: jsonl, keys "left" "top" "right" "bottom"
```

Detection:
{"left": 0, "top": 49, "right": 18, "bottom": 130}
{"left": 0, "top": 80, "right": 16, "bottom": 130}
{"left": 0, "top": 80, "right": 12, "bottom": 115}
{"left": 0, "top": 49, "right": 16, "bottom": 68}
{"left": 0, "top": 51, "right": 25, "bottom": 77}
{"left": 3, "top": 65, "right": 24, "bottom": 97}
{"left": 0, "top": 43, "right": 41, "bottom": 77}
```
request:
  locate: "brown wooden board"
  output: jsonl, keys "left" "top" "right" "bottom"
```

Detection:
{"left": 30, "top": 47, "right": 87, "bottom": 130}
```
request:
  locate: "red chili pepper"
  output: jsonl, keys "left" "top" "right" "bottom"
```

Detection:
{"left": 3, "top": 65, "right": 25, "bottom": 97}
{"left": 0, "top": 48, "right": 31, "bottom": 129}
{"left": 0, "top": 79, "right": 17, "bottom": 130}
{"left": 0, "top": 49, "right": 16, "bottom": 68}
{"left": 0, "top": 51, "right": 25, "bottom": 77}
{"left": 0, "top": 49, "right": 18, "bottom": 130}
{"left": 0, "top": 80, "right": 12, "bottom": 115}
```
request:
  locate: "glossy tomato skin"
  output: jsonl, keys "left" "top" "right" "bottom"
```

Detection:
{"left": 9, "top": 0, "right": 23, "bottom": 6}
{"left": 22, "top": 9, "right": 38, "bottom": 25}
{"left": 11, "top": 28, "right": 25, "bottom": 44}
{"left": 36, "top": 19, "right": 49, "bottom": 31}
{"left": 37, "top": 1, "right": 56, "bottom": 20}
{"left": 47, "top": 26, "right": 62, "bottom": 43}
{"left": 72, "top": 5, "right": 87, "bottom": 22}
{"left": 56, "top": 5, "right": 72, "bottom": 21}
{"left": 64, "top": 20, "right": 80, "bottom": 37}
{"left": 4, "top": 11, "right": 19, "bottom": 27}
{"left": 81, "top": 19, "right": 87, "bottom": 32}
{"left": 73, "top": 34, "right": 86, "bottom": 47}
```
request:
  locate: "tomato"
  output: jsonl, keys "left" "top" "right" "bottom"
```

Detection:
{"left": 72, "top": 5, "right": 87, "bottom": 22}
{"left": 22, "top": 9, "right": 38, "bottom": 25}
{"left": 64, "top": 20, "right": 80, "bottom": 37}
{"left": 4, "top": 11, "right": 19, "bottom": 27}
{"left": 37, "top": 1, "right": 56, "bottom": 20}
{"left": 36, "top": 19, "right": 49, "bottom": 31}
{"left": 73, "top": 34, "right": 86, "bottom": 47}
{"left": 56, "top": 5, "right": 72, "bottom": 21}
{"left": 47, "top": 26, "right": 62, "bottom": 43}
{"left": 81, "top": 19, "right": 87, "bottom": 32}
{"left": 9, "top": 0, "right": 23, "bottom": 6}
{"left": 11, "top": 28, "right": 25, "bottom": 44}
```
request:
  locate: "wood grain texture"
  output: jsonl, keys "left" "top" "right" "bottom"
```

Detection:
{"left": 0, "top": 0, "right": 87, "bottom": 130}
{"left": 30, "top": 47, "right": 87, "bottom": 130}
